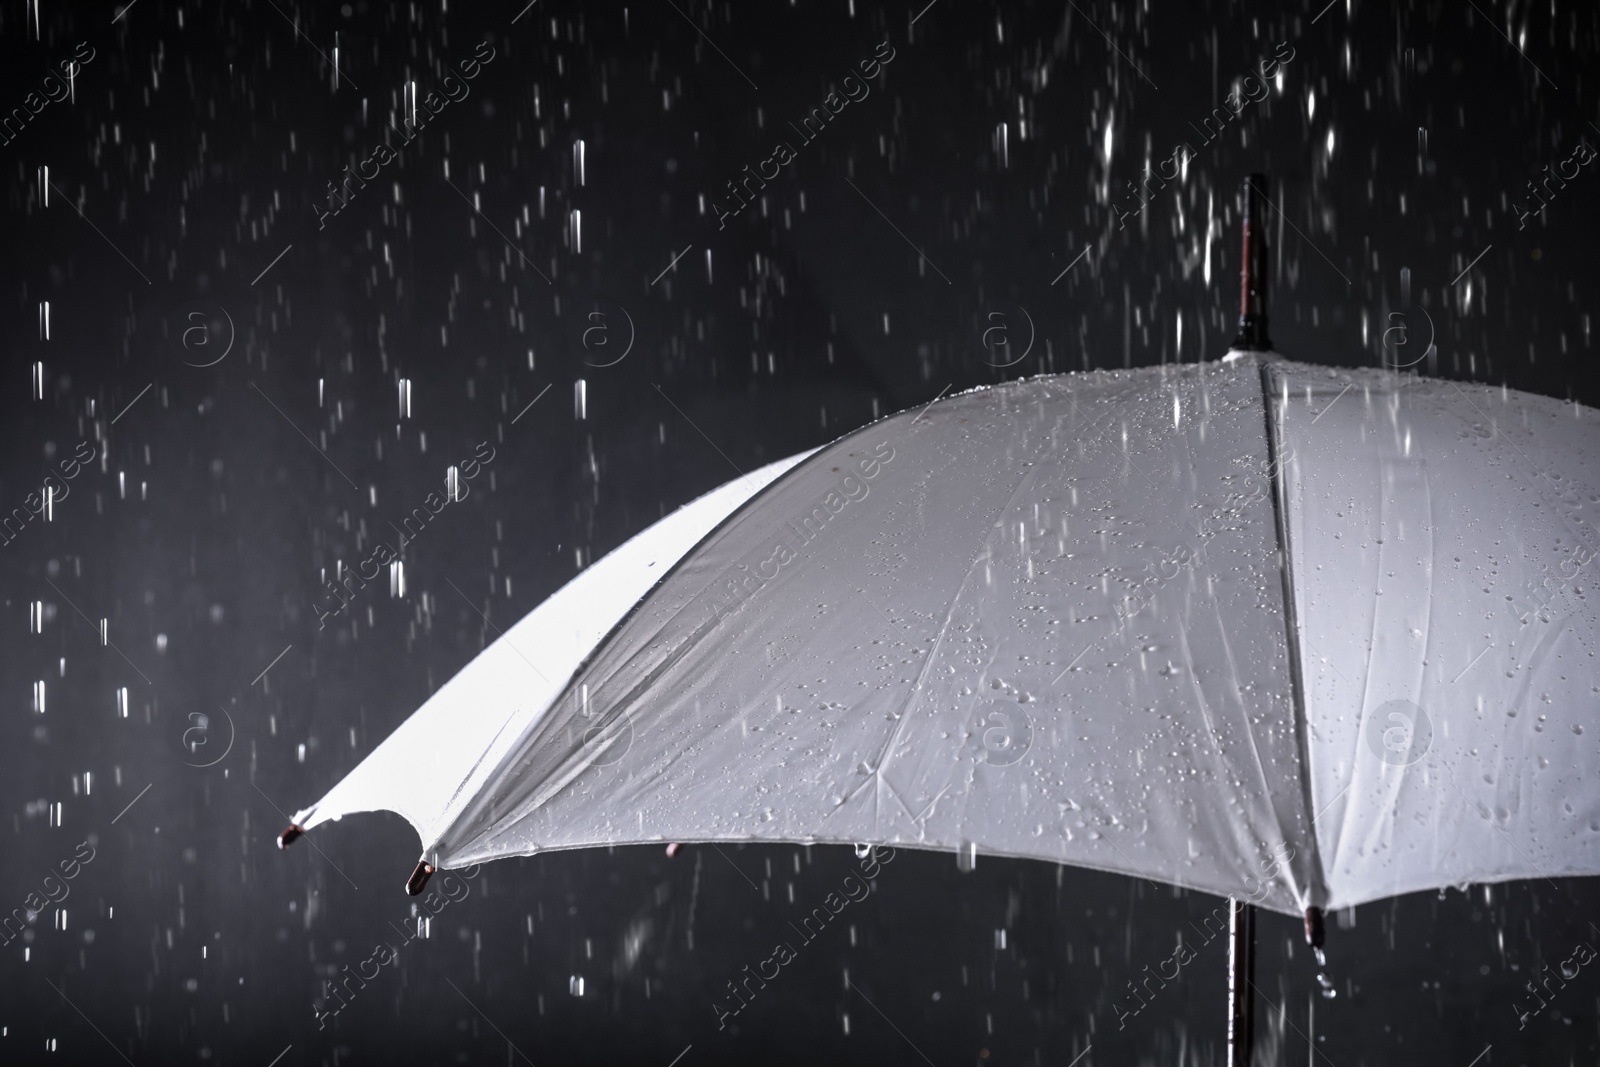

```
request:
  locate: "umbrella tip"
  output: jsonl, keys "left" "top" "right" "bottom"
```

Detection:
{"left": 406, "top": 860, "right": 436, "bottom": 896}
{"left": 1303, "top": 905, "right": 1326, "bottom": 948}
{"left": 277, "top": 824, "right": 305, "bottom": 850}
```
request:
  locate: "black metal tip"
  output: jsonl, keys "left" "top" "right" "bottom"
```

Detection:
{"left": 405, "top": 860, "right": 436, "bottom": 896}
{"left": 1232, "top": 173, "right": 1273, "bottom": 352}
{"left": 277, "top": 824, "right": 305, "bottom": 850}
{"left": 1303, "top": 905, "right": 1326, "bottom": 948}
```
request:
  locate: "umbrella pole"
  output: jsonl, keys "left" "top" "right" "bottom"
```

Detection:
{"left": 1226, "top": 897, "right": 1256, "bottom": 1067}
{"left": 1231, "top": 173, "right": 1273, "bottom": 352}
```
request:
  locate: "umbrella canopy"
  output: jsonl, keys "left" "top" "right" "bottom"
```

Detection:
{"left": 288, "top": 352, "right": 1600, "bottom": 920}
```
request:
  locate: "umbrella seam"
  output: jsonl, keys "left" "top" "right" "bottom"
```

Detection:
{"left": 430, "top": 455, "right": 821, "bottom": 855}
{"left": 1259, "top": 360, "right": 1329, "bottom": 911}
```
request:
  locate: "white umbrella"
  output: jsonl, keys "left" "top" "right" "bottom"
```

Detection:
{"left": 286, "top": 353, "right": 1600, "bottom": 892}
{"left": 282, "top": 179, "right": 1600, "bottom": 1062}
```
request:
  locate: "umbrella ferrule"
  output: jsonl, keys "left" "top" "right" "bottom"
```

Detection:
{"left": 405, "top": 860, "right": 437, "bottom": 896}
{"left": 277, "top": 824, "right": 305, "bottom": 850}
{"left": 1303, "top": 905, "right": 1326, "bottom": 948}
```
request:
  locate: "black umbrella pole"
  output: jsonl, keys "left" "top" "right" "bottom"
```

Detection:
{"left": 1227, "top": 898, "right": 1256, "bottom": 1067}
{"left": 1232, "top": 174, "right": 1273, "bottom": 351}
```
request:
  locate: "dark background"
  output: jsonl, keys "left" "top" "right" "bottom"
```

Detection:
{"left": 2, "top": 0, "right": 1597, "bottom": 1064}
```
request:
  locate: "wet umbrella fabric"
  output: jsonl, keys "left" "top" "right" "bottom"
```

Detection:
{"left": 290, "top": 353, "right": 1600, "bottom": 919}
{"left": 290, "top": 451, "right": 814, "bottom": 852}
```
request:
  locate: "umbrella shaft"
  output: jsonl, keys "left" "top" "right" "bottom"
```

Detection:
{"left": 1233, "top": 174, "right": 1272, "bottom": 350}
{"left": 1227, "top": 898, "right": 1256, "bottom": 1067}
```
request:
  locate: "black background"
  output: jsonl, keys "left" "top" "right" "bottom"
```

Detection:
{"left": 2, "top": 1, "right": 1597, "bottom": 1064}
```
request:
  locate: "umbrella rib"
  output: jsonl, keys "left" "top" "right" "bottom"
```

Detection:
{"left": 1052, "top": 380, "right": 1288, "bottom": 895}
{"left": 1203, "top": 596, "right": 1308, "bottom": 908}
{"left": 1257, "top": 362, "right": 1330, "bottom": 912}
{"left": 433, "top": 702, "right": 531, "bottom": 849}
{"left": 1296, "top": 626, "right": 1358, "bottom": 876}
